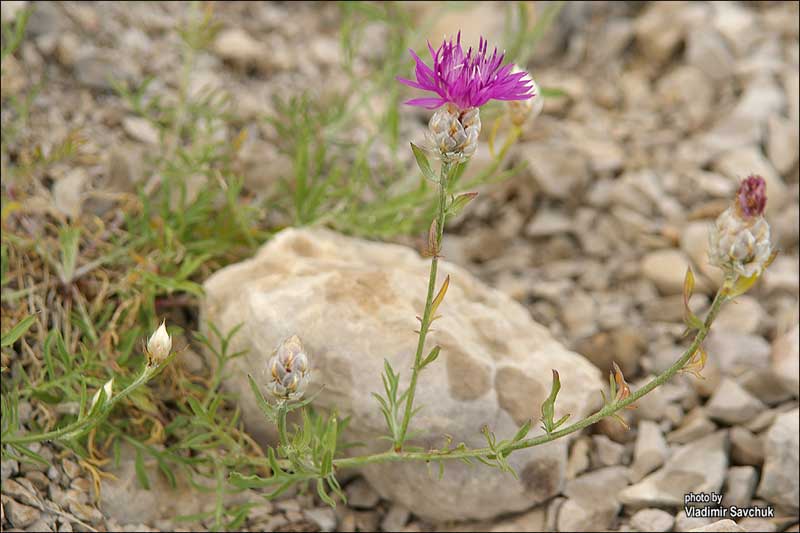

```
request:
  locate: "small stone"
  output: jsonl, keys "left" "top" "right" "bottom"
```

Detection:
{"left": 738, "top": 369, "right": 792, "bottom": 406}
{"left": 25, "top": 518, "right": 53, "bottom": 532}
{"left": 24, "top": 471, "right": 49, "bottom": 491}
{"left": 344, "top": 478, "right": 380, "bottom": 509}
{"left": 558, "top": 466, "right": 628, "bottom": 532}
{"left": 656, "top": 66, "right": 714, "bottom": 132}
{"left": 566, "top": 437, "right": 591, "bottom": 480}
{"left": 705, "top": 379, "right": 766, "bottom": 425}
{"left": 122, "top": 116, "right": 159, "bottom": 145}
{"left": 767, "top": 115, "right": 799, "bottom": 175}
{"left": 688, "top": 519, "right": 746, "bottom": 532}
{"left": 3, "top": 478, "right": 38, "bottom": 506}
{"left": 212, "top": 28, "right": 265, "bottom": 67}
{"left": 634, "top": 2, "right": 686, "bottom": 64}
{"left": 685, "top": 29, "right": 735, "bottom": 82}
{"left": 630, "top": 508, "right": 675, "bottom": 532}
{"left": 303, "top": 507, "right": 336, "bottom": 532}
{"left": 729, "top": 427, "right": 764, "bottom": 466}
{"left": 489, "top": 506, "right": 546, "bottom": 532}
{"left": 620, "top": 431, "right": 728, "bottom": 507}
{"left": 712, "top": 2, "right": 757, "bottom": 55}
{"left": 630, "top": 420, "right": 670, "bottom": 482}
{"left": 722, "top": 466, "right": 757, "bottom": 508}
{"left": 74, "top": 52, "right": 137, "bottom": 91}
{"left": 525, "top": 209, "right": 573, "bottom": 237}
{"left": 53, "top": 168, "right": 87, "bottom": 219}
{"left": 676, "top": 513, "right": 713, "bottom": 532}
{"left": 756, "top": 408, "right": 799, "bottom": 508}
{"left": 68, "top": 501, "right": 103, "bottom": 524}
{"left": 61, "top": 459, "right": 80, "bottom": 480}
{"left": 380, "top": 503, "right": 410, "bottom": 532}
{"left": 771, "top": 325, "right": 799, "bottom": 397}
{"left": 704, "top": 331, "right": 771, "bottom": 376}
{"left": 641, "top": 249, "right": 691, "bottom": 295}
{"left": 1, "top": 459, "right": 19, "bottom": 481}
{"left": 545, "top": 496, "right": 565, "bottom": 533}
{"left": 591, "top": 434, "right": 627, "bottom": 467}
{"left": 4, "top": 499, "right": 39, "bottom": 528}
{"left": 667, "top": 408, "right": 717, "bottom": 444}
{"left": 736, "top": 518, "right": 776, "bottom": 532}
{"left": 713, "top": 296, "right": 764, "bottom": 335}
{"left": 519, "top": 142, "right": 590, "bottom": 200}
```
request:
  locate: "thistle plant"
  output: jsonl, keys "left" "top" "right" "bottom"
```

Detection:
{"left": 234, "top": 34, "right": 777, "bottom": 510}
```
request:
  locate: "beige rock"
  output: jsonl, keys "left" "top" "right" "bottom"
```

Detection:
{"left": 620, "top": 431, "right": 728, "bottom": 507}
{"left": 200, "top": 228, "right": 603, "bottom": 522}
{"left": 122, "top": 116, "right": 159, "bottom": 145}
{"left": 557, "top": 466, "right": 628, "bottom": 532}
{"left": 213, "top": 28, "right": 266, "bottom": 67}
{"left": 689, "top": 519, "right": 746, "bottom": 532}
{"left": 641, "top": 249, "right": 692, "bottom": 295}
{"left": 705, "top": 379, "right": 766, "bottom": 425}
{"left": 767, "top": 115, "right": 799, "bottom": 175}
{"left": 53, "top": 168, "right": 88, "bottom": 219}
{"left": 722, "top": 466, "right": 757, "bottom": 508}
{"left": 630, "top": 508, "right": 675, "bottom": 533}
{"left": 756, "top": 408, "right": 800, "bottom": 509}
{"left": 771, "top": 325, "right": 799, "bottom": 396}
{"left": 630, "top": 420, "right": 670, "bottom": 482}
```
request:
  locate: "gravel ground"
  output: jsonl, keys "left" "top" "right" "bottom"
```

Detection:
{"left": 1, "top": 1, "right": 798, "bottom": 532}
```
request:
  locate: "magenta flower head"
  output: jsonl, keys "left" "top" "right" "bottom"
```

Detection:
{"left": 398, "top": 32, "right": 534, "bottom": 163}
{"left": 397, "top": 32, "right": 535, "bottom": 110}
{"left": 736, "top": 174, "right": 767, "bottom": 218}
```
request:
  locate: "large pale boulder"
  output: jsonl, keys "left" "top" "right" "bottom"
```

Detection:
{"left": 201, "top": 228, "right": 604, "bottom": 522}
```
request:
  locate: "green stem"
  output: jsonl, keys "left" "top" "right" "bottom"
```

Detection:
{"left": 332, "top": 287, "right": 728, "bottom": 469}
{"left": 396, "top": 162, "right": 450, "bottom": 450}
{"left": 277, "top": 402, "right": 289, "bottom": 450}
{"left": 5, "top": 363, "right": 159, "bottom": 445}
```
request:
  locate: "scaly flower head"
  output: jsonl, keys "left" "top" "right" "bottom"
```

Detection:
{"left": 266, "top": 335, "right": 311, "bottom": 401}
{"left": 397, "top": 32, "right": 535, "bottom": 110}
{"left": 709, "top": 175, "right": 772, "bottom": 279}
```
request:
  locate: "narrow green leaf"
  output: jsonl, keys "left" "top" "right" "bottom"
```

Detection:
{"left": 420, "top": 345, "right": 441, "bottom": 368}
{"left": 134, "top": 449, "right": 151, "bottom": 490}
{"left": 1, "top": 315, "right": 36, "bottom": 347}
{"left": 247, "top": 374, "right": 274, "bottom": 421}
{"left": 512, "top": 419, "right": 532, "bottom": 442}
{"left": 447, "top": 192, "right": 478, "bottom": 217}
{"left": 410, "top": 142, "right": 436, "bottom": 182}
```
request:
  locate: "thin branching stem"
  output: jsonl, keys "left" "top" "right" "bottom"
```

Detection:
{"left": 325, "top": 287, "right": 728, "bottom": 469}
{"left": 396, "top": 162, "right": 450, "bottom": 450}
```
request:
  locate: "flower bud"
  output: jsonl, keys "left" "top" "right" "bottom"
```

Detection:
{"left": 266, "top": 335, "right": 311, "bottom": 401}
{"left": 146, "top": 320, "right": 172, "bottom": 365}
{"left": 427, "top": 103, "right": 481, "bottom": 163}
{"left": 90, "top": 378, "right": 114, "bottom": 410}
{"left": 709, "top": 175, "right": 772, "bottom": 279}
{"left": 507, "top": 70, "right": 542, "bottom": 126}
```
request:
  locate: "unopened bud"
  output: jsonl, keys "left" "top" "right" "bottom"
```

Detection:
{"left": 427, "top": 103, "right": 481, "bottom": 163}
{"left": 709, "top": 176, "right": 772, "bottom": 279}
{"left": 90, "top": 378, "right": 114, "bottom": 410}
{"left": 146, "top": 320, "right": 172, "bottom": 365}
{"left": 507, "top": 70, "right": 542, "bottom": 126}
{"left": 266, "top": 335, "right": 311, "bottom": 401}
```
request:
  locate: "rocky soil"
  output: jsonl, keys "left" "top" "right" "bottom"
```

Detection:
{"left": 1, "top": 1, "right": 798, "bottom": 532}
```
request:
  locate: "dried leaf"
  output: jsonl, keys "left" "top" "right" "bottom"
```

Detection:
{"left": 429, "top": 275, "right": 450, "bottom": 318}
